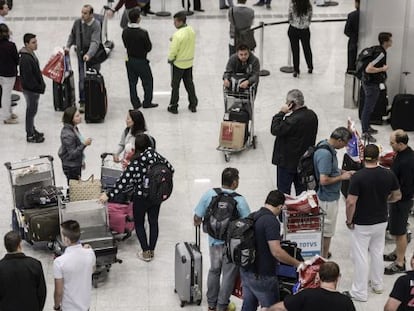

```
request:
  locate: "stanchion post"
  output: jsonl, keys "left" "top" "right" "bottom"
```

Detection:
{"left": 280, "top": 45, "right": 294, "bottom": 73}
{"left": 258, "top": 21, "right": 270, "bottom": 77}
{"left": 155, "top": 0, "right": 171, "bottom": 16}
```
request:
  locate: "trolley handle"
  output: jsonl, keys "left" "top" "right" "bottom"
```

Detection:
{"left": 4, "top": 155, "right": 54, "bottom": 171}
{"left": 101, "top": 152, "right": 114, "bottom": 160}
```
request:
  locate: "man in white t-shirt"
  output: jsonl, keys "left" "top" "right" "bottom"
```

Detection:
{"left": 53, "top": 220, "right": 96, "bottom": 311}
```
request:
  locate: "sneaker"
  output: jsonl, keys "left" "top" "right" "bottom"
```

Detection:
{"left": 3, "top": 118, "right": 18, "bottom": 124}
{"left": 361, "top": 132, "right": 377, "bottom": 143}
{"left": 11, "top": 113, "right": 18, "bottom": 119}
{"left": 367, "top": 127, "right": 378, "bottom": 134}
{"left": 371, "top": 287, "right": 384, "bottom": 294}
{"left": 384, "top": 261, "right": 406, "bottom": 275}
{"left": 137, "top": 250, "right": 152, "bottom": 262}
{"left": 167, "top": 106, "right": 178, "bottom": 114}
{"left": 27, "top": 135, "right": 45, "bottom": 143}
{"left": 149, "top": 250, "right": 154, "bottom": 259}
{"left": 383, "top": 251, "right": 397, "bottom": 262}
{"left": 227, "top": 302, "right": 236, "bottom": 311}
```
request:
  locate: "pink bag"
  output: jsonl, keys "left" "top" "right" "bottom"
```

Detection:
{"left": 108, "top": 202, "right": 135, "bottom": 234}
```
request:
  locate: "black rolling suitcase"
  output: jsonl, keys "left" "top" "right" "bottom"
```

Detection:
{"left": 391, "top": 94, "right": 414, "bottom": 131}
{"left": 358, "top": 85, "right": 388, "bottom": 125}
{"left": 174, "top": 226, "right": 203, "bottom": 307}
{"left": 84, "top": 68, "right": 107, "bottom": 123}
{"left": 53, "top": 71, "right": 75, "bottom": 111}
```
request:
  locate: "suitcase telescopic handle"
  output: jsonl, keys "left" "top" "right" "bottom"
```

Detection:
{"left": 195, "top": 225, "right": 201, "bottom": 249}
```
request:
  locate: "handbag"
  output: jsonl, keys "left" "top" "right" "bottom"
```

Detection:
{"left": 79, "top": 21, "right": 107, "bottom": 67}
{"left": 341, "top": 153, "right": 363, "bottom": 198}
{"left": 69, "top": 174, "right": 102, "bottom": 201}
{"left": 13, "top": 75, "right": 23, "bottom": 92}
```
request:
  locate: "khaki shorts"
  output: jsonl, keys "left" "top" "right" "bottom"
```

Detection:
{"left": 320, "top": 200, "right": 339, "bottom": 238}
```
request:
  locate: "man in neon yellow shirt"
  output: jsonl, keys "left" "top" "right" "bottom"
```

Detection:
{"left": 167, "top": 11, "right": 198, "bottom": 114}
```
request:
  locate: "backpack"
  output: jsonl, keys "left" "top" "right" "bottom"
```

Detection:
{"left": 226, "top": 211, "right": 263, "bottom": 268}
{"left": 297, "top": 144, "right": 334, "bottom": 191}
{"left": 143, "top": 162, "right": 173, "bottom": 205}
{"left": 23, "top": 185, "right": 61, "bottom": 209}
{"left": 354, "top": 46, "right": 381, "bottom": 80}
{"left": 202, "top": 188, "right": 240, "bottom": 240}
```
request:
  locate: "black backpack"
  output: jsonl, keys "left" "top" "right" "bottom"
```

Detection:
{"left": 226, "top": 211, "right": 263, "bottom": 268}
{"left": 297, "top": 144, "right": 334, "bottom": 191}
{"left": 202, "top": 188, "right": 240, "bottom": 240}
{"left": 354, "top": 46, "right": 382, "bottom": 80}
{"left": 23, "top": 185, "right": 61, "bottom": 209}
{"left": 143, "top": 162, "right": 173, "bottom": 205}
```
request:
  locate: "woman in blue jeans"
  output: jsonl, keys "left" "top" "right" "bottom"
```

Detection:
{"left": 100, "top": 134, "right": 174, "bottom": 262}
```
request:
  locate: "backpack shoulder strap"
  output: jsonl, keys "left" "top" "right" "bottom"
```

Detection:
{"left": 228, "top": 191, "right": 241, "bottom": 198}
{"left": 315, "top": 143, "right": 336, "bottom": 173}
{"left": 213, "top": 188, "right": 222, "bottom": 195}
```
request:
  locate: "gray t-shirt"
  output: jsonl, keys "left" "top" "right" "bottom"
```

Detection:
{"left": 314, "top": 140, "right": 341, "bottom": 201}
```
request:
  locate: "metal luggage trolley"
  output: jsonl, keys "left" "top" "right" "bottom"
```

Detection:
{"left": 217, "top": 85, "right": 257, "bottom": 162}
{"left": 4, "top": 155, "right": 59, "bottom": 244}
{"left": 100, "top": 152, "right": 123, "bottom": 192}
{"left": 56, "top": 198, "right": 122, "bottom": 288}
{"left": 282, "top": 209, "right": 325, "bottom": 259}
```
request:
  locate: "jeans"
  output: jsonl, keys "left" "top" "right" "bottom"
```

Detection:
{"left": 169, "top": 65, "right": 198, "bottom": 109}
{"left": 23, "top": 90, "right": 40, "bottom": 137}
{"left": 207, "top": 244, "right": 239, "bottom": 311}
{"left": 288, "top": 25, "right": 313, "bottom": 74}
{"left": 62, "top": 165, "right": 81, "bottom": 185}
{"left": 125, "top": 58, "right": 154, "bottom": 109}
{"left": 350, "top": 222, "right": 387, "bottom": 301}
{"left": 0, "top": 76, "right": 15, "bottom": 120}
{"left": 277, "top": 166, "right": 305, "bottom": 196}
{"left": 241, "top": 270, "right": 279, "bottom": 310}
{"left": 133, "top": 196, "right": 161, "bottom": 251}
{"left": 77, "top": 56, "right": 100, "bottom": 103}
{"left": 361, "top": 81, "right": 380, "bottom": 133}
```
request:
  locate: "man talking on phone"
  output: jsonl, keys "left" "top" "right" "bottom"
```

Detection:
{"left": 271, "top": 89, "right": 318, "bottom": 197}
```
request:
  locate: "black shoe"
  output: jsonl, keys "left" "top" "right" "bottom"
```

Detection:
{"left": 383, "top": 252, "right": 397, "bottom": 262}
{"left": 27, "top": 135, "right": 45, "bottom": 143}
{"left": 266, "top": 3, "right": 271, "bottom": 9}
{"left": 384, "top": 261, "right": 406, "bottom": 275}
{"left": 34, "top": 129, "right": 44, "bottom": 138}
{"left": 220, "top": 5, "right": 229, "bottom": 9}
{"left": 143, "top": 103, "right": 159, "bottom": 109}
{"left": 308, "top": 68, "right": 313, "bottom": 74}
{"left": 133, "top": 103, "right": 142, "bottom": 109}
{"left": 188, "top": 105, "right": 197, "bottom": 113}
{"left": 253, "top": 1, "right": 264, "bottom": 6}
{"left": 293, "top": 71, "right": 299, "bottom": 78}
{"left": 361, "top": 132, "right": 377, "bottom": 143}
{"left": 141, "top": 10, "right": 147, "bottom": 16}
{"left": 194, "top": 8, "right": 205, "bottom": 11}
{"left": 167, "top": 106, "right": 178, "bottom": 114}
{"left": 367, "top": 127, "right": 378, "bottom": 134}
{"left": 146, "top": 10, "right": 155, "bottom": 14}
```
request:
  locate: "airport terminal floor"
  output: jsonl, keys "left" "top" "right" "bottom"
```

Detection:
{"left": 1, "top": 0, "right": 413, "bottom": 310}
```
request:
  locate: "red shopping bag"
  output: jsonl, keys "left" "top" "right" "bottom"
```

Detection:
{"left": 42, "top": 50, "right": 65, "bottom": 83}
{"left": 298, "top": 256, "right": 327, "bottom": 290}
{"left": 379, "top": 151, "right": 396, "bottom": 168}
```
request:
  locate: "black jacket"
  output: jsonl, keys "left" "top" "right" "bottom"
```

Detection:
{"left": 271, "top": 106, "right": 318, "bottom": 169}
{"left": 58, "top": 123, "right": 86, "bottom": 168}
{"left": 19, "top": 47, "right": 46, "bottom": 94}
{"left": 0, "top": 39, "right": 19, "bottom": 77}
{"left": 344, "top": 9, "right": 359, "bottom": 44}
{"left": 0, "top": 253, "right": 47, "bottom": 311}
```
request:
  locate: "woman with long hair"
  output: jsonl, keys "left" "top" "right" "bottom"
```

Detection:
{"left": 58, "top": 106, "right": 92, "bottom": 183}
{"left": 288, "top": 0, "right": 313, "bottom": 77}
{"left": 100, "top": 134, "right": 174, "bottom": 262}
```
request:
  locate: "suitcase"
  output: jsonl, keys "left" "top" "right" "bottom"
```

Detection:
{"left": 108, "top": 202, "right": 134, "bottom": 234}
{"left": 174, "top": 226, "right": 202, "bottom": 307}
{"left": 23, "top": 206, "right": 60, "bottom": 242}
{"left": 358, "top": 86, "right": 388, "bottom": 125}
{"left": 391, "top": 94, "right": 414, "bottom": 131}
{"left": 53, "top": 70, "right": 75, "bottom": 111}
{"left": 84, "top": 69, "right": 107, "bottom": 123}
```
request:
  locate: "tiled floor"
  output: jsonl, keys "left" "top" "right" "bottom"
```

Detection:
{"left": 0, "top": 0, "right": 412, "bottom": 310}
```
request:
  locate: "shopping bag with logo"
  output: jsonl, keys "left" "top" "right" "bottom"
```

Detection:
{"left": 42, "top": 48, "right": 65, "bottom": 84}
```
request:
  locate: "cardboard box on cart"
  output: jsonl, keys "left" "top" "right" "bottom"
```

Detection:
{"left": 219, "top": 121, "right": 246, "bottom": 149}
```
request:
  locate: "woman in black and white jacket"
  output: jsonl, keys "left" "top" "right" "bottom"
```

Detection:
{"left": 58, "top": 106, "right": 92, "bottom": 183}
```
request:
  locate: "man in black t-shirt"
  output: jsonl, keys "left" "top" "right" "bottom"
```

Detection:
{"left": 269, "top": 261, "right": 355, "bottom": 311}
{"left": 345, "top": 144, "right": 401, "bottom": 302}
{"left": 240, "top": 190, "right": 301, "bottom": 310}
{"left": 122, "top": 8, "right": 157, "bottom": 109}
{"left": 385, "top": 255, "right": 414, "bottom": 311}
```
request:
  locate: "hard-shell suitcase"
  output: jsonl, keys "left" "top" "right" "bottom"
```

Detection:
{"left": 23, "top": 206, "right": 60, "bottom": 242}
{"left": 108, "top": 202, "right": 134, "bottom": 234}
{"left": 53, "top": 70, "right": 75, "bottom": 111}
{"left": 174, "top": 226, "right": 202, "bottom": 307}
{"left": 391, "top": 94, "right": 414, "bottom": 131}
{"left": 84, "top": 69, "right": 107, "bottom": 123}
{"left": 358, "top": 86, "right": 388, "bottom": 125}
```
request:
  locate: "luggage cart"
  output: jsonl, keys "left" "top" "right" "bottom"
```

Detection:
{"left": 282, "top": 209, "right": 325, "bottom": 259}
{"left": 55, "top": 198, "right": 122, "bottom": 288}
{"left": 4, "top": 155, "right": 60, "bottom": 245}
{"left": 217, "top": 85, "right": 257, "bottom": 162}
{"left": 100, "top": 152, "right": 135, "bottom": 240}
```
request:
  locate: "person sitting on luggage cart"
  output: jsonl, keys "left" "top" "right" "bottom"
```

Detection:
{"left": 100, "top": 134, "right": 174, "bottom": 262}
{"left": 223, "top": 43, "right": 260, "bottom": 92}
{"left": 269, "top": 261, "right": 356, "bottom": 311}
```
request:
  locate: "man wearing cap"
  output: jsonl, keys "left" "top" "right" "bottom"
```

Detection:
{"left": 345, "top": 144, "right": 401, "bottom": 302}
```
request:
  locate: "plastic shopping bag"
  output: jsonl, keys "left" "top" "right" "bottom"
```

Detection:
{"left": 42, "top": 47, "right": 65, "bottom": 84}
